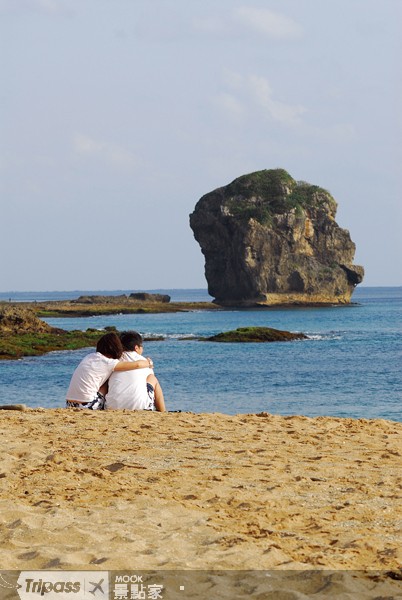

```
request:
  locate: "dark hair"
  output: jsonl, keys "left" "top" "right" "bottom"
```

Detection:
{"left": 120, "top": 331, "right": 143, "bottom": 351}
{"left": 96, "top": 332, "right": 124, "bottom": 359}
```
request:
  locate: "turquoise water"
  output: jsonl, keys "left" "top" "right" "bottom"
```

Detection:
{"left": 0, "top": 287, "right": 401, "bottom": 421}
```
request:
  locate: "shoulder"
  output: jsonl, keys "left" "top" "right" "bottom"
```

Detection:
{"left": 95, "top": 352, "right": 120, "bottom": 367}
{"left": 122, "top": 351, "right": 142, "bottom": 362}
{"left": 80, "top": 352, "right": 98, "bottom": 365}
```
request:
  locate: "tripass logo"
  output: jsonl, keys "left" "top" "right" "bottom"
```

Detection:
{"left": 16, "top": 572, "right": 109, "bottom": 600}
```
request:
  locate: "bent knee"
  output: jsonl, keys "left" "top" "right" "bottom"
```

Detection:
{"left": 147, "top": 373, "right": 158, "bottom": 387}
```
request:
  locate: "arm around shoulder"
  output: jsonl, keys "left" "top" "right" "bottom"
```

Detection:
{"left": 114, "top": 359, "right": 151, "bottom": 372}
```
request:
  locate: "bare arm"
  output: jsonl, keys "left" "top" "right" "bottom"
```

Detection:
{"left": 113, "top": 358, "right": 153, "bottom": 372}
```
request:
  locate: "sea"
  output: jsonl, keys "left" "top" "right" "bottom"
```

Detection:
{"left": 0, "top": 287, "right": 401, "bottom": 422}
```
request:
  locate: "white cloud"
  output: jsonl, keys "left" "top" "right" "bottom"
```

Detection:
{"left": 248, "top": 75, "right": 306, "bottom": 125}
{"left": 215, "top": 93, "right": 245, "bottom": 120}
{"left": 218, "top": 71, "right": 306, "bottom": 127}
{"left": 73, "top": 133, "right": 141, "bottom": 170}
{"left": 233, "top": 7, "right": 303, "bottom": 39}
{"left": 192, "top": 6, "right": 302, "bottom": 41}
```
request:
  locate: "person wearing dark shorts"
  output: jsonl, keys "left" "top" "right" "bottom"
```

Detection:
{"left": 106, "top": 331, "right": 166, "bottom": 411}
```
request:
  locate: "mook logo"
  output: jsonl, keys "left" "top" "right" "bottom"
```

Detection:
{"left": 17, "top": 572, "right": 109, "bottom": 600}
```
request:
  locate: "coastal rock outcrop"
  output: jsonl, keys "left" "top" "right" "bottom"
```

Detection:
{"left": 129, "top": 293, "right": 171, "bottom": 303}
{"left": 205, "top": 327, "right": 307, "bottom": 342}
{"left": 190, "top": 169, "right": 364, "bottom": 306}
{"left": 72, "top": 295, "right": 128, "bottom": 304}
{"left": 0, "top": 306, "right": 53, "bottom": 334}
{"left": 72, "top": 293, "right": 171, "bottom": 304}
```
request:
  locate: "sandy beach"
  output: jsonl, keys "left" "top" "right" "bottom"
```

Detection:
{"left": 0, "top": 408, "right": 401, "bottom": 597}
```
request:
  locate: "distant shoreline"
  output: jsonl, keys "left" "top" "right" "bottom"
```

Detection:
{"left": 0, "top": 298, "right": 366, "bottom": 320}
{"left": 3, "top": 284, "right": 400, "bottom": 320}
{"left": 0, "top": 288, "right": 214, "bottom": 303}
{"left": 4, "top": 299, "right": 220, "bottom": 318}
{"left": 0, "top": 285, "right": 400, "bottom": 299}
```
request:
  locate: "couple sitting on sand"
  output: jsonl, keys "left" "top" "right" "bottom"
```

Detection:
{"left": 65, "top": 331, "right": 166, "bottom": 412}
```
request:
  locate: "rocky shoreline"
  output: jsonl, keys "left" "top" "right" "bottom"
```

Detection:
{"left": 2, "top": 298, "right": 218, "bottom": 318}
{"left": 0, "top": 306, "right": 166, "bottom": 360}
{"left": 0, "top": 305, "right": 308, "bottom": 359}
{"left": 0, "top": 296, "right": 359, "bottom": 322}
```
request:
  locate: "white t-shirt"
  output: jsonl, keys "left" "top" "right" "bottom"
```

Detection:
{"left": 106, "top": 350, "right": 153, "bottom": 410}
{"left": 66, "top": 352, "right": 119, "bottom": 402}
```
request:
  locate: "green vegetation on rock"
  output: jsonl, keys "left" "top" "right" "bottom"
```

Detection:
{"left": 204, "top": 326, "right": 307, "bottom": 343}
{"left": 0, "top": 328, "right": 165, "bottom": 360}
{"left": 227, "top": 203, "right": 274, "bottom": 226}
{"left": 0, "top": 329, "right": 105, "bottom": 360}
{"left": 226, "top": 168, "right": 294, "bottom": 200}
{"left": 225, "top": 169, "right": 336, "bottom": 225}
{"left": 286, "top": 182, "right": 336, "bottom": 213}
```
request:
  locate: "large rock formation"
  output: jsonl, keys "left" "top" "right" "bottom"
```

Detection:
{"left": 190, "top": 169, "right": 364, "bottom": 306}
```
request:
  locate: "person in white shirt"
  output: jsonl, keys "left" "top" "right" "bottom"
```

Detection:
{"left": 106, "top": 331, "right": 166, "bottom": 412}
{"left": 66, "top": 332, "right": 153, "bottom": 409}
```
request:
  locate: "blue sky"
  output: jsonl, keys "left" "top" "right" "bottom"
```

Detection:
{"left": 1, "top": 0, "right": 401, "bottom": 290}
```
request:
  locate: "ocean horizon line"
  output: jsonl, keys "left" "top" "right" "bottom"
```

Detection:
{"left": 1, "top": 285, "right": 401, "bottom": 294}
{"left": 0, "top": 287, "right": 209, "bottom": 294}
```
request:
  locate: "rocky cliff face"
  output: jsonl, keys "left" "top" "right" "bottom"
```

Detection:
{"left": 189, "top": 169, "right": 364, "bottom": 306}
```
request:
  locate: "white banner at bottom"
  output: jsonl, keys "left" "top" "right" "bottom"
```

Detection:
{"left": 17, "top": 571, "right": 109, "bottom": 600}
